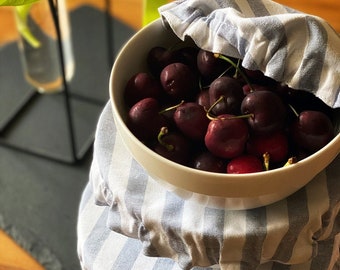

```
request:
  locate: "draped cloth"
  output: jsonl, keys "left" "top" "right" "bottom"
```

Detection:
{"left": 77, "top": 102, "right": 340, "bottom": 270}
{"left": 78, "top": 1, "right": 340, "bottom": 269}
{"left": 159, "top": 0, "right": 340, "bottom": 107}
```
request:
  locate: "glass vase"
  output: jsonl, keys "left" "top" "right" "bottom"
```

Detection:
{"left": 15, "top": 0, "right": 75, "bottom": 94}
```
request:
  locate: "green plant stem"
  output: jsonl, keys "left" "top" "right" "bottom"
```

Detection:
{"left": 1, "top": 0, "right": 42, "bottom": 48}
{"left": 15, "top": 3, "right": 41, "bottom": 48}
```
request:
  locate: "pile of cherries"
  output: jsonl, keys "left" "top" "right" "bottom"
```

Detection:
{"left": 123, "top": 43, "right": 335, "bottom": 174}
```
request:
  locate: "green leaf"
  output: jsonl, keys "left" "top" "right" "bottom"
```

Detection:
{"left": 0, "top": 0, "right": 39, "bottom": 6}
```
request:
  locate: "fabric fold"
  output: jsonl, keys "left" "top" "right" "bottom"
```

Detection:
{"left": 159, "top": 0, "right": 340, "bottom": 107}
{"left": 78, "top": 102, "right": 340, "bottom": 270}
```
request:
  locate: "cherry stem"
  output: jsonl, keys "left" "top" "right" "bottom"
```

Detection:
{"left": 206, "top": 95, "right": 224, "bottom": 120}
{"left": 214, "top": 53, "right": 254, "bottom": 91}
{"left": 288, "top": 104, "right": 299, "bottom": 117}
{"left": 233, "top": 58, "right": 241, "bottom": 79}
{"left": 218, "top": 66, "right": 234, "bottom": 79}
{"left": 198, "top": 65, "right": 234, "bottom": 90}
{"left": 263, "top": 152, "right": 270, "bottom": 171}
{"left": 159, "top": 100, "right": 184, "bottom": 115}
{"left": 228, "top": 113, "right": 254, "bottom": 120}
{"left": 206, "top": 95, "right": 254, "bottom": 121}
{"left": 198, "top": 77, "right": 210, "bottom": 91}
{"left": 284, "top": 156, "right": 297, "bottom": 167}
{"left": 157, "top": 127, "right": 174, "bottom": 151}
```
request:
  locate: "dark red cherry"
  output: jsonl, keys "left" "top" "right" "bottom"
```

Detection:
{"left": 174, "top": 102, "right": 210, "bottom": 141}
{"left": 127, "top": 97, "right": 167, "bottom": 141}
{"left": 209, "top": 76, "right": 244, "bottom": 115}
{"left": 124, "top": 72, "right": 162, "bottom": 107}
{"left": 192, "top": 151, "right": 226, "bottom": 173}
{"left": 241, "top": 90, "right": 287, "bottom": 135}
{"left": 227, "top": 154, "right": 263, "bottom": 174}
{"left": 290, "top": 110, "right": 334, "bottom": 153}
{"left": 160, "top": 62, "right": 198, "bottom": 100}
{"left": 247, "top": 131, "right": 289, "bottom": 163}
{"left": 205, "top": 114, "right": 249, "bottom": 159}
{"left": 197, "top": 49, "right": 231, "bottom": 83}
{"left": 154, "top": 127, "right": 191, "bottom": 165}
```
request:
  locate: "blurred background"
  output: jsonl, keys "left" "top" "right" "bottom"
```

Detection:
{"left": 0, "top": 0, "right": 338, "bottom": 270}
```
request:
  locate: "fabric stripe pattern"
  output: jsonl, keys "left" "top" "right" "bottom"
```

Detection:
{"left": 159, "top": 0, "right": 340, "bottom": 107}
{"left": 78, "top": 0, "right": 340, "bottom": 268}
{"left": 77, "top": 102, "right": 339, "bottom": 269}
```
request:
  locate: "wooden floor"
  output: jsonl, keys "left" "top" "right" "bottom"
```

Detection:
{"left": 0, "top": 0, "right": 339, "bottom": 269}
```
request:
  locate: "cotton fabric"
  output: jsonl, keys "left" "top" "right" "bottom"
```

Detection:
{"left": 159, "top": 0, "right": 340, "bottom": 107}
{"left": 77, "top": 103, "right": 340, "bottom": 270}
{"left": 78, "top": 0, "right": 340, "bottom": 269}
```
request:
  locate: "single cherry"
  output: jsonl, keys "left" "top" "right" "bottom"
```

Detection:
{"left": 241, "top": 90, "right": 287, "bottom": 135}
{"left": 227, "top": 154, "right": 263, "bottom": 174}
{"left": 124, "top": 72, "right": 162, "bottom": 107}
{"left": 205, "top": 114, "right": 249, "bottom": 159}
{"left": 197, "top": 49, "right": 231, "bottom": 83}
{"left": 154, "top": 127, "right": 191, "bottom": 165}
{"left": 290, "top": 110, "right": 334, "bottom": 153}
{"left": 174, "top": 102, "right": 210, "bottom": 141}
{"left": 127, "top": 97, "right": 167, "bottom": 141}
{"left": 160, "top": 62, "right": 198, "bottom": 101}
{"left": 192, "top": 151, "right": 226, "bottom": 173}
{"left": 246, "top": 131, "right": 289, "bottom": 163}
{"left": 208, "top": 76, "right": 244, "bottom": 115}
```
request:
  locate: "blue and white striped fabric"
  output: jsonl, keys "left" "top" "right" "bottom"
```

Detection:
{"left": 159, "top": 0, "right": 340, "bottom": 108}
{"left": 77, "top": 102, "right": 340, "bottom": 270}
{"left": 77, "top": 1, "right": 340, "bottom": 269}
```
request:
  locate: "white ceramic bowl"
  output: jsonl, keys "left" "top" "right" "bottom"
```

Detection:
{"left": 109, "top": 19, "right": 340, "bottom": 210}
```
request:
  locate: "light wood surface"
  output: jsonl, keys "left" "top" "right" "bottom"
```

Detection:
{"left": 0, "top": 230, "right": 44, "bottom": 270}
{"left": 0, "top": 0, "right": 144, "bottom": 45}
{"left": 277, "top": 0, "right": 340, "bottom": 32}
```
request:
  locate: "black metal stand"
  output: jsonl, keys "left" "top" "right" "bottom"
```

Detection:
{"left": 0, "top": 1, "right": 117, "bottom": 164}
